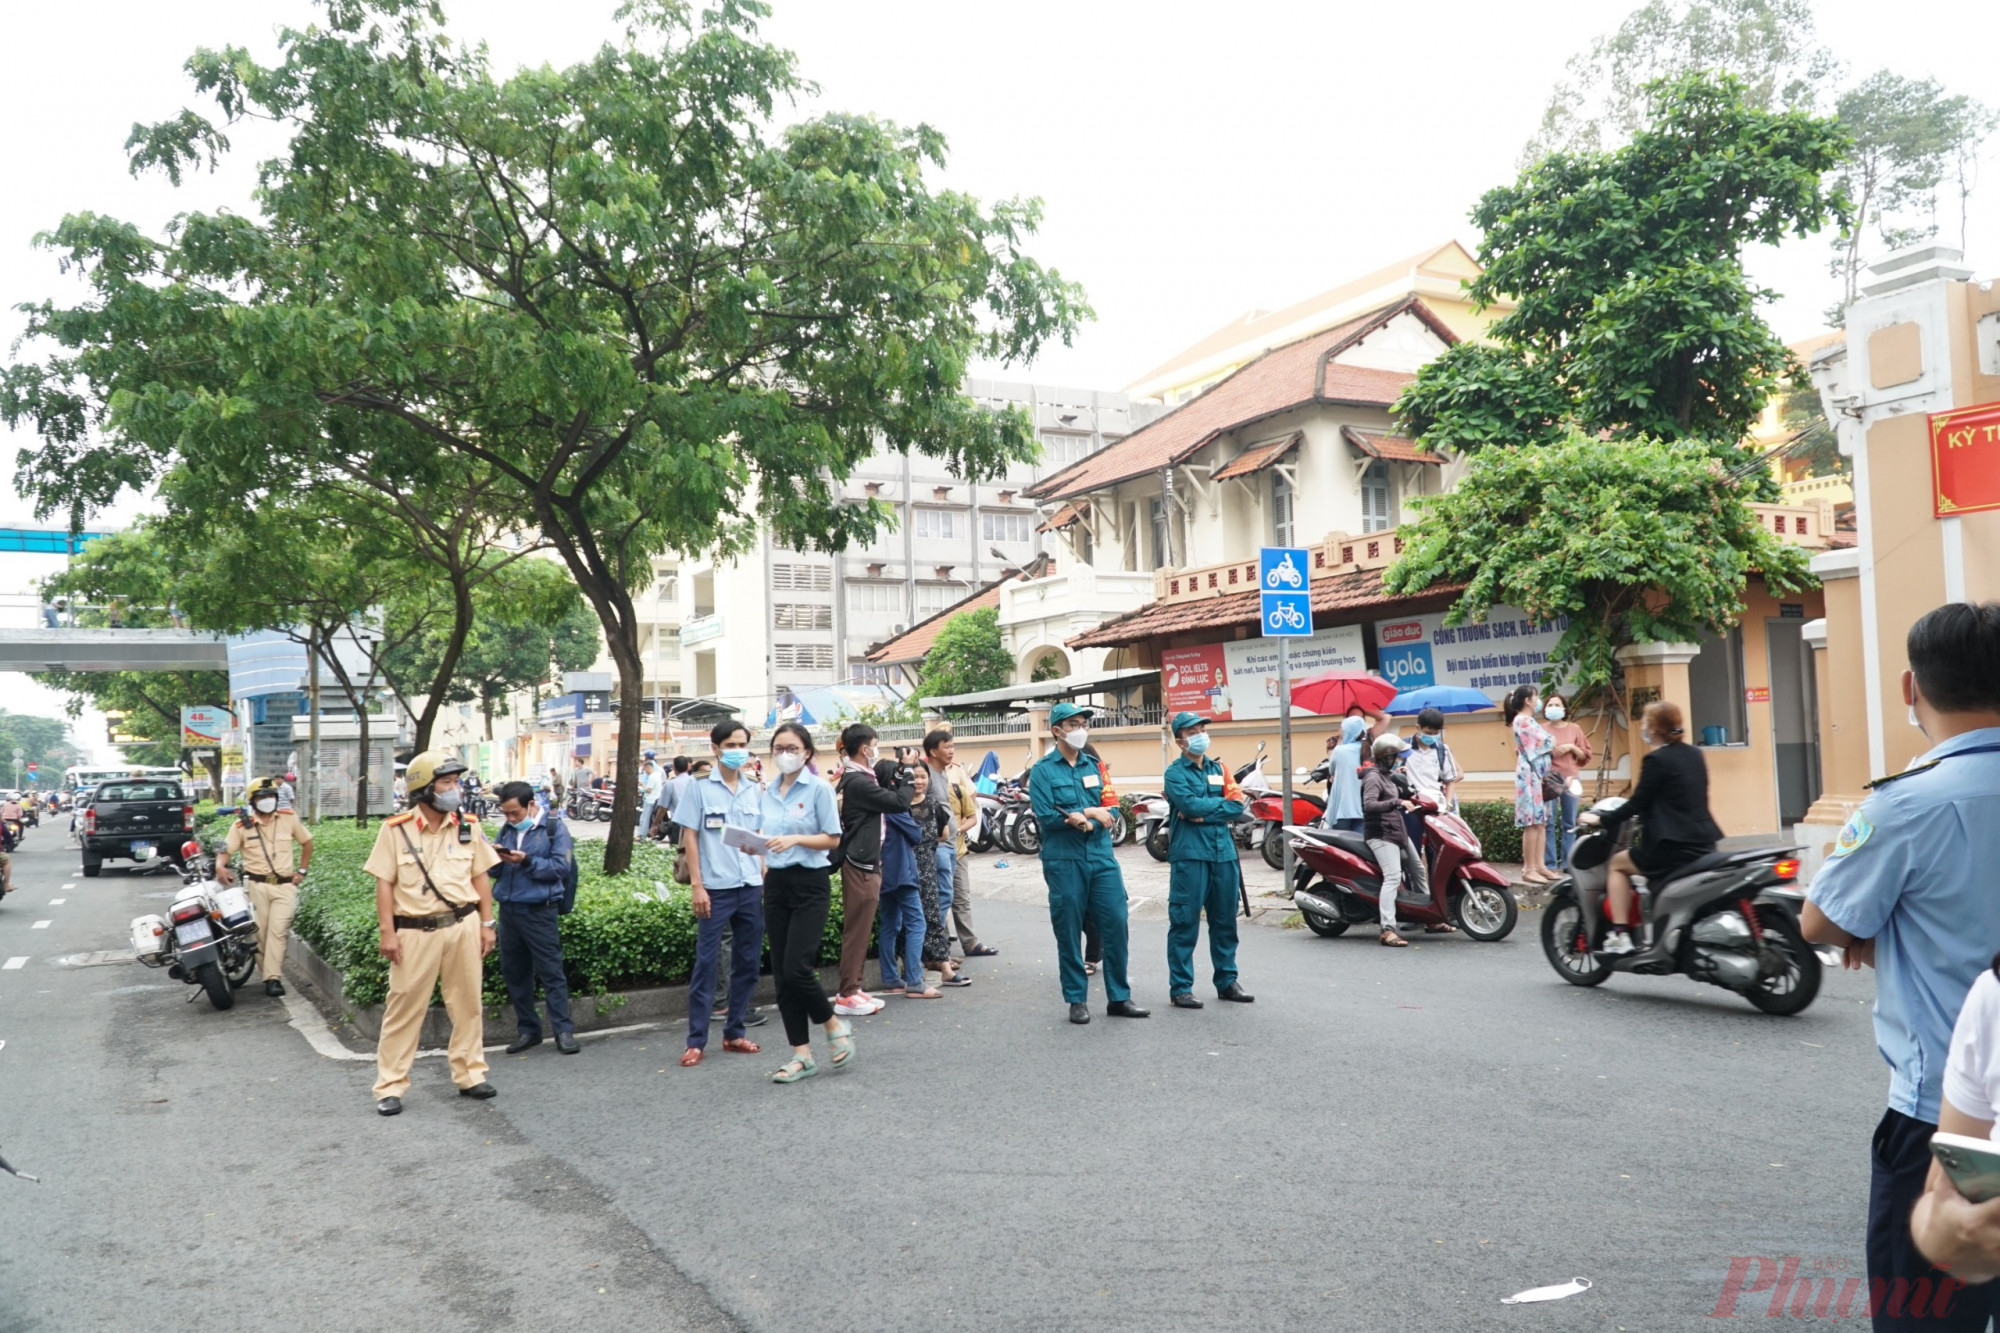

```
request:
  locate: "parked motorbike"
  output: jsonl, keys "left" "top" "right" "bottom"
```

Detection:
{"left": 128, "top": 839, "right": 259, "bottom": 1011}
{"left": 1247, "top": 758, "right": 1328, "bottom": 870}
{"left": 1287, "top": 795, "right": 1519, "bottom": 941}
{"left": 1538, "top": 796, "right": 1820, "bottom": 1015}
{"left": 1134, "top": 792, "right": 1172, "bottom": 862}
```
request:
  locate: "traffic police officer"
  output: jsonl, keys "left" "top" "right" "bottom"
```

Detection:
{"left": 1802, "top": 601, "right": 2000, "bottom": 1328}
{"left": 215, "top": 777, "right": 314, "bottom": 997}
{"left": 1030, "top": 702, "right": 1149, "bottom": 1024}
{"left": 364, "top": 750, "right": 500, "bottom": 1116}
{"left": 1163, "top": 712, "right": 1253, "bottom": 1009}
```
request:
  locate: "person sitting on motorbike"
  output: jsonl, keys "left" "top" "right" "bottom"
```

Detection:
{"left": 1361, "top": 734, "right": 1435, "bottom": 947}
{"left": 1580, "top": 700, "right": 1722, "bottom": 955}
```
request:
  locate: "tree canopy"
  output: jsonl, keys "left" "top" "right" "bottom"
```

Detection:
{"left": 917, "top": 607, "right": 1011, "bottom": 705}
{"left": 2, "top": 0, "right": 1086, "bottom": 870}
{"left": 1382, "top": 433, "right": 1813, "bottom": 690}
{"left": 1397, "top": 73, "right": 1848, "bottom": 463}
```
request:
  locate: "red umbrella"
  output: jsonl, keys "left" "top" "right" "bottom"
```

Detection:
{"left": 1286, "top": 669, "right": 1397, "bottom": 716}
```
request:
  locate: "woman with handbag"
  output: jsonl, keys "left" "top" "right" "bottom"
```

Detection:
{"left": 1506, "top": 684, "right": 1561, "bottom": 886}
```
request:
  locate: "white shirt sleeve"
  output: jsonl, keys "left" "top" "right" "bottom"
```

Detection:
{"left": 1945, "top": 969, "right": 2000, "bottom": 1129}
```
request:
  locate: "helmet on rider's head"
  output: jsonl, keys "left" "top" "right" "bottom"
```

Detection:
{"left": 404, "top": 750, "right": 469, "bottom": 795}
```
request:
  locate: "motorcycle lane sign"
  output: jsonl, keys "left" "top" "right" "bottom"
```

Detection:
{"left": 1258, "top": 546, "right": 1312, "bottom": 640}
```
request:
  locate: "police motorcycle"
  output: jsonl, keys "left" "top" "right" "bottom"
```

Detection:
{"left": 128, "top": 838, "right": 259, "bottom": 1011}
{"left": 1538, "top": 796, "right": 1821, "bottom": 1015}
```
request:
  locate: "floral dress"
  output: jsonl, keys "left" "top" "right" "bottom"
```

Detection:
{"left": 912, "top": 794, "right": 952, "bottom": 967}
{"left": 1512, "top": 710, "right": 1555, "bottom": 829}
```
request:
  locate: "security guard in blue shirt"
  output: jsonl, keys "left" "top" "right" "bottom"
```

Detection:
{"left": 1802, "top": 601, "right": 2000, "bottom": 1330}
{"left": 1031, "top": 702, "right": 1149, "bottom": 1024}
{"left": 1163, "top": 712, "right": 1254, "bottom": 1008}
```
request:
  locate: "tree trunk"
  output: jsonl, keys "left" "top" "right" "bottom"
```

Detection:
{"left": 602, "top": 611, "right": 646, "bottom": 874}
{"left": 356, "top": 688, "right": 372, "bottom": 827}
{"left": 410, "top": 573, "right": 476, "bottom": 754}
{"left": 482, "top": 690, "right": 495, "bottom": 741}
{"left": 203, "top": 750, "right": 223, "bottom": 803}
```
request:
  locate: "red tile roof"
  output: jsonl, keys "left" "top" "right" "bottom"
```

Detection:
{"left": 1212, "top": 432, "right": 1301, "bottom": 481}
{"left": 867, "top": 576, "right": 1016, "bottom": 664}
{"left": 1343, "top": 426, "right": 1442, "bottom": 465}
{"left": 1066, "top": 569, "right": 1466, "bottom": 649}
{"left": 1037, "top": 501, "right": 1088, "bottom": 533}
{"left": 1027, "top": 296, "right": 1457, "bottom": 502}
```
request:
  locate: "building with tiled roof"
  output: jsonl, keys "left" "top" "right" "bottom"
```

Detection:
{"left": 1124, "top": 240, "right": 1508, "bottom": 405}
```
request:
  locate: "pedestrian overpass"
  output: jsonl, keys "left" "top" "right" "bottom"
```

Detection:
{"left": 0, "top": 628, "right": 228, "bottom": 673}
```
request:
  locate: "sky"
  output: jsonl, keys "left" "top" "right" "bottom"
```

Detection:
{"left": 0, "top": 0, "right": 1995, "bottom": 757}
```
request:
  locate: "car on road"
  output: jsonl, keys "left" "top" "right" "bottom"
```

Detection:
{"left": 78, "top": 778, "right": 194, "bottom": 877}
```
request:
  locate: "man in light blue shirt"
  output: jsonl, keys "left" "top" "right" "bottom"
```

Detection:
{"left": 1804, "top": 602, "right": 2000, "bottom": 1329}
{"left": 671, "top": 722, "right": 766, "bottom": 1066}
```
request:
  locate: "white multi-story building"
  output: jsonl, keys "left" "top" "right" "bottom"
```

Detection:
{"left": 672, "top": 379, "right": 1167, "bottom": 716}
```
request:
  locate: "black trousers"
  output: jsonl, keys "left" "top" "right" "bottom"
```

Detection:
{"left": 497, "top": 901, "right": 573, "bottom": 1037}
{"left": 1869, "top": 1108, "right": 2000, "bottom": 1330}
{"left": 764, "top": 865, "right": 835, "bottom": 1048}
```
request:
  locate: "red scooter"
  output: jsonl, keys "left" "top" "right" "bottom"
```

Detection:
{"left": 1286, "top": 796, "right": 1518, "bottom": 941}
{"left": 1247, "top": 756, "right": 1329, "bottom": 869}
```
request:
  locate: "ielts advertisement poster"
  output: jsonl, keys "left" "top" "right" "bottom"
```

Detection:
{"left": 1371, "top": 606, "right": 1570, "bottom": 702}
{"left": 1161, "top": 625, "right": 1365, "bottom": 720}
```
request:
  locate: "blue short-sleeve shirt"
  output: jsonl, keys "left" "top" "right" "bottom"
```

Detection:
{"left": 1808, "top": 727, "right": 2000, "bottom": 1123}
{"left": 670, "top": 769, "right": 765, "bottom": 889}
{"left": 757, "top": 769, "right": 841, "bottom": 870}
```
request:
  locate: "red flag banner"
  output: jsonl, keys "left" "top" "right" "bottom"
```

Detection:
{"left": 1928, "top": 401, "right": 2000, "bottom": 518}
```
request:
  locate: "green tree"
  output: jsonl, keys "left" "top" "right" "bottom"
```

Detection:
{"left": 1398, "top": 73, "right": 1849, "bottom": 467}
{"left": 0, "top": 711, "right": 86, "bottom": 792}
{"left": 1826, "top": 72, "right": 1997, "bottom": 314}
{"left": 1382, "top": 433, "right": 1813, "bottom": 692}
{"left": 916, "top": 607, "right": 1011, "bottom": 704}
{"left": 1524, "top": 0, "right": 1835, "bottom": 160}
{"left": 3, "top": 0, "right": 1085, "bottom": 871}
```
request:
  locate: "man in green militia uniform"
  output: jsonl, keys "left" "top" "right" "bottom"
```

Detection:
{"left": 1163, "top": 712, "right": 1255, "bottom": 1009}
{"left": 1030, "top": 702, "right": 1150, "bottom": 1025}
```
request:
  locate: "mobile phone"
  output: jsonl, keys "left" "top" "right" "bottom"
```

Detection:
{"left": 1930, "top": 1131, "right": 2000, "bottom": 1203}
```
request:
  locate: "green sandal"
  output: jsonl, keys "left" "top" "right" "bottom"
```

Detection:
{"left": 771, "top": 1056, "right": 819, "bottom": 1084}
{"left": 827, "top": 1019, "right": 855, "bottom": 1069}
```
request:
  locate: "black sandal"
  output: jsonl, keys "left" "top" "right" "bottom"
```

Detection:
{"left": 1379, "top": 929, "right": 1408, "bottom": 947}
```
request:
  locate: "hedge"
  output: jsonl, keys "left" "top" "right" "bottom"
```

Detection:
{"left": 199, "top": 814, "right": 846, "bottom": 1008}
{"left": 1459, "top": 800, "right": 1524, "bottom": 865}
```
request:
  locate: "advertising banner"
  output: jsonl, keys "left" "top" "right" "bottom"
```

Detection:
{"left": 1371, "top": 606, "right": 1569, "bottom": 702}
{"left": 181, "top": 705, "right": 234, "bottom": 747}
{"left": 1161, "top": 626, "right": 1365, "bottom": 720}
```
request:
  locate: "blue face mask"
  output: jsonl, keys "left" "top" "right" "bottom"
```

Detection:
{"left": 719, "top": 749, "right": 750, "bottom": 770}
{"left": 1417, "top": 733, "right": 1440, "bottom": 747}
{"left": 511, "top": 812, "right": 537, "bottom": 831}
{"left": 1186, "top": 733, "right": 1211, "bottom": 756}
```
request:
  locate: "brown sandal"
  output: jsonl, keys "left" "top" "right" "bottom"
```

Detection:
{"left": 1424, "top": 922, "right": 1457, "bottom": 934}
{"left": 1379, "top": 929, "right": 1408, "bottom": 947}
{"left": 722, "top": 1037, "right": 761, "bottom": 1054}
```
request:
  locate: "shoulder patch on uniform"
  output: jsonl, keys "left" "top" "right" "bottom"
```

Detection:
{"left": 384, "top": 810, "right": 418, "bottom": 826}
{"left": 1865, "top": 759, "right": 1941, "bottom": 791}
{"left": 1827, "top": 810, "right": 1874, "bottom": 859}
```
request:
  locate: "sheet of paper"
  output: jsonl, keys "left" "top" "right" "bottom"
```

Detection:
{"left": 721, "top": 824, "right": 766, "bottom": 854}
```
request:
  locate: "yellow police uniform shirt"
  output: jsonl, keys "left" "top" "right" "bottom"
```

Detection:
{"left": 362, "top": 810, "right": 500, "bottom": 916}
{"left": 224, "top": 812, "right": 312, "bottom": 877}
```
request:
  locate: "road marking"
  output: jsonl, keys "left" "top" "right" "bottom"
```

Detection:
{"left": 277, "top": 990, "right": 662, "bottom": 1061}
{"left": 30, "top": 921, "right": 50, "bottom": 930}
{"left": 48, "top": 898, "right": 65, "bottom": 905}
{"left": 2, "top": 958, "right": 25, "bottom": 970}
{"left": 60, "top": 883, "right": 74, "bottom": 890}
{"left": 53, "top": 950, "right": 134, "bottom": 969}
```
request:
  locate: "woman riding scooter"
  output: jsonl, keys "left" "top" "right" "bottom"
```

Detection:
{"left": 1581, "top": 700, "right": 1722, "bottom": 955}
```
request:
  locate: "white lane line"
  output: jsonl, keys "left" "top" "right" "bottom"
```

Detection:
{"left": 2, "top": 957, "right": 26, "bottom": 970}
{"left": 30, "top": 921, "right": 50, "bottom": 930}
{"left": 48, "top": 898, "right": 65, "bottom": 905}
{"left": 60, "top": 883, "right": 74, "bottom": 890}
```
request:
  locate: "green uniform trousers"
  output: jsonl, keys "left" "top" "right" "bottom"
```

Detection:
{"left": 1046, "top": 857, "right": 1130, "bottom": 1004}
{"left": 1167, "top": 858, "right": 1240, "bottom": 996}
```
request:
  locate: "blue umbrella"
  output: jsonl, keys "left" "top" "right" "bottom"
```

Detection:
{"left": 1386, "top": 684, "right": 1494, "bottom": 715}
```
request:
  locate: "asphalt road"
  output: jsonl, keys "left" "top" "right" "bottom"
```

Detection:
{"left": 1, "top": 826, "right": 1891, "bottom": 1331}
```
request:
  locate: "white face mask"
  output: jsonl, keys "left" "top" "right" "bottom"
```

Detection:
{"left": 1545, "top": 703, "right": 1566, "bottom": 721}
{"left": 775, "top": 751, "right": 805, "bottom": 775}
{"left": 252, "top": 797, "right": 278, "bottom": 815}
{"left": 1063, "top": 725, "right": 1089, "bottom": 750}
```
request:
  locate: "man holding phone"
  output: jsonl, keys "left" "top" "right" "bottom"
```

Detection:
{"left": 1804, "top": 603, "right": 2000, "bottom": 1329}
{"left": 493, "top": 780, "right": 579, "bottom": 1056}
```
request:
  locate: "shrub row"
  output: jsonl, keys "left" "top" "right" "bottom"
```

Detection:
{"left": 1458, "top": 800, "right": 1525, "bottom": 865}
{"left": 200, "top": 814, "right": 846, "bottom": 1008}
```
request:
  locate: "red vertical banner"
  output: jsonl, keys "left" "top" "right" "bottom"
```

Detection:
{"left": 1929, "top": 402, "right": 2000, "bottom": 517}
{"left": 1161, "top": 645, "right": 1231, "bottom": 721}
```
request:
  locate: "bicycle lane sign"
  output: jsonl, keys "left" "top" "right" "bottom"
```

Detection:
{"left": 1259, "top": 546, "right": 1312, "bottom": 638}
